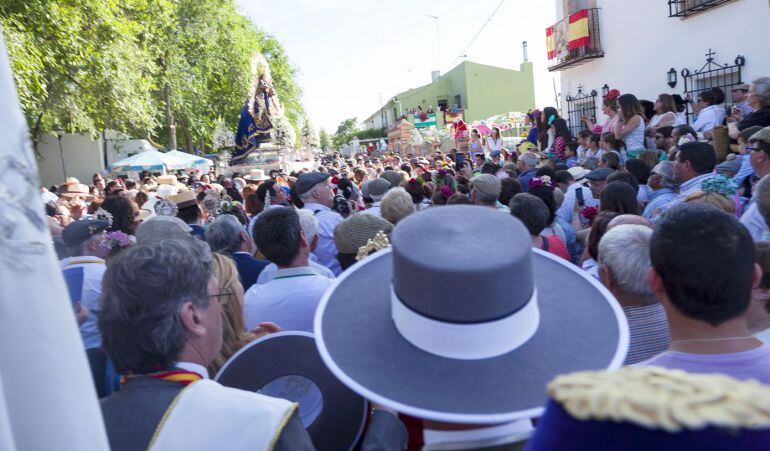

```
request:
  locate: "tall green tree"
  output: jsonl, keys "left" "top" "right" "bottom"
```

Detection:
{"left": 300, "top": 118, "right": 318, "bottom": 148}
{"left": 319, "top": 128, "right": 330, "bottom": 151}
{"left": 1, "top": 0, "right": 305, "bottom": 153}
{"left": 332, "top": 117, "right": 359, "bottom": 149}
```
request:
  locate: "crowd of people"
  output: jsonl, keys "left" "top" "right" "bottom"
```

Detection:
{"left": 42, "top": 76, "right": 770, "bottom": 450}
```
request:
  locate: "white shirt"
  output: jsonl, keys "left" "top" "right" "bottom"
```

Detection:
{"left": 256, "top": 254, "right": 334, "bottom": 284}
{"left": 60, "top": 256, "right": 106, "bottom": 349}
{"left": 302, "top": 203, "right": 343, "bottom": 276}
{"left": 366, "top": 201, "right": 382, "bottom": 216}
{"left": 740, "top": 202, "right": 768, "bottom": 242}
{"left": 691, "top": 104, "right": 726, "bottom": 133}
{"left": 423, "top": 420, "right": 532, "bottom": 450}
{"left": 556, "top": 182, "right": 598, "bottom": 223}
{"left": 485, "top": 137, "right": 503, "bottom": 152}
{"left": 674, "top": 112, "right": 687, "bottom": 126}
{"left": 243, "top": 267, "right": 334, "bottom": 332}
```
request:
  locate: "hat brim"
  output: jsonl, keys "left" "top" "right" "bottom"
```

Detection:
{"left": 314, "top": 248, "right": 628, "bottom": 424}
{"left": 216, "top": 331, "right": 367, "bottom": 450}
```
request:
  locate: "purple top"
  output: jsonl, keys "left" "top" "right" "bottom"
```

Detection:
{"left": 641, "top": 344, "right": 770, "bottom": 384}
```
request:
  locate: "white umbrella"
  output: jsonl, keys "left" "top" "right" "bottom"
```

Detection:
{"left": 0, "top": 31, "right": 109, "bottom": 450}
{"left": 108, "top": 149, "right": 183, "bottom": 172}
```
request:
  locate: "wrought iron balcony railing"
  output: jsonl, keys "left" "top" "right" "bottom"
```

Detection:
{"left": 546, "top": 8, "right": 603, "bottom": 72}
{"left": 669, "top": 0, "right": 735, "bottom": 18}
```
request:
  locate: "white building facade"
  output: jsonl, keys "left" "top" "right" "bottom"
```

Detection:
{"left": 548, "top": 0, "right": 770, "bottom": 133}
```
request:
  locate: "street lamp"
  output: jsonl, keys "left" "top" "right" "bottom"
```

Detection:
{"left": 522, "top": 41, "right": 528, "bottom": 62}
{"left": 667, "top": 68, "right": 678, "bottom": 89}
{"left": 601, "top": 84, "right": 610, "bottom": 97}
{"left": 53, "top": 128, "right": 67, "bottom": 179}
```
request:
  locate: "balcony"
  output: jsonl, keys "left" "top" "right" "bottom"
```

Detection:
{"left": 546, "top": 8, "right": 603, "bottom": 72}
{"left": 668, "top": 0, "right": 735, "bottom": 17}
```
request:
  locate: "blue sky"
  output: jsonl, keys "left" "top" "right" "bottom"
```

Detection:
{"left": 236, "top": 0, "right": 558, "bottom": 132}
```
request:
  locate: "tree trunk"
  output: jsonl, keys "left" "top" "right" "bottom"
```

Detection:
{"left": 181, "top": 120, "right": 193, "bottom": 153}
{"left": 163, "top": 82, "right": 177, "bottom": 150}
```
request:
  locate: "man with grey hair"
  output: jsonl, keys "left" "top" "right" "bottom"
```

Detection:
{"left": 598, "top": 224, "right": 670, "bottom": 365}
{"left": 256, "top": 208, "right": 335, "bottom": 284}
{"left": 205, "top": 214, "right": 268, "bottom": 291}
{"left": 296, "top": 172, "right": 343, "bottom": 275}
{"left": 516, "top": 152, "right": 539, "bottom": 192}
{"left": 99, "top": 239, "right": 316, "bottom": 449}
{"left": 729, "top": 77, "right": 770, "bottom": 139}
{"left": 380, "top": 187, "right": 414, "bottom": 224}
{"left": 643, "top": 161, "right": 679, "bottom": 220}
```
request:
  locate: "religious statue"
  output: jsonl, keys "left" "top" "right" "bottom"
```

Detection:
{"left": 233, "top": 53, "right": 285, "bottom": 163}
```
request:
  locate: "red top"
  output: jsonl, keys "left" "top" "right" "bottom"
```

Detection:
{"left": 540, "top": 235, "right": 571, "bottom": 261}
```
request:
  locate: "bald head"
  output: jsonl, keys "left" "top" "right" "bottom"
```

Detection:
{"left": 607, "top": 214, "right": 654, "bottom": 230}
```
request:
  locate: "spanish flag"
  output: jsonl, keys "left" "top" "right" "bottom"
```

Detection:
{"left": 546, "top": 26, "right": 555, "bottom": 60}
{"left": 568, "top": 9, "right": 590, "bottom": 51}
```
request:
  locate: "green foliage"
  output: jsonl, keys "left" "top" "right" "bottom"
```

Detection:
{"left": 319, "top": 128, "right": 330, "bottom": 150}
{"left": 300, "top": 117, "right": 318, "bottom": 148}
{"left": 0, "top": 0, "right": 305, "bottom": 151}
{"left": 331, "top": 117, "right": 359, "bottom": 149}
{"left": 356, "top": 127, "right": 387, "bottom": 141}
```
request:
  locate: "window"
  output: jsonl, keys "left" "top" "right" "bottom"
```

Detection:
{"left": 565, "top": 87, "right": 598, "bottom": 137}
{"left": 668, "top": 0, "right": 736, "bottom": 18}
{"left": 681, "top": 51, "right": 746, "bottom": 124}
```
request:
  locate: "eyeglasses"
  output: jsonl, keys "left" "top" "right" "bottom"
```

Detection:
{"left": 747, "top": 146, "right": 762, "bottom": 152}
{"left": 211, "top": 289, "right": 233, "bottom": 306}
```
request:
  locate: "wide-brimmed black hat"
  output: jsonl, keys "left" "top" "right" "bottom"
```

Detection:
{"left": 216, "top": 331, "right": 367, "bottom": 450}
{"left": 314, "top": 205, "right": 628, "bottom": 424}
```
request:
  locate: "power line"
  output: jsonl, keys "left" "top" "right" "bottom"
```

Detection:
{"left": 444, "top": 0, "right": 507, "bottom": 73}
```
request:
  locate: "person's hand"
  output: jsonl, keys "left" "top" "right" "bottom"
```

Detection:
{"left": 74, "top": 303, "right": 88, "bottom": 326}
{"left": 251, "top": 322, "right": 281, "bottom": 339}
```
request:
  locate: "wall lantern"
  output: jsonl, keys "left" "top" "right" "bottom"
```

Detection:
{"left": 601, "top": 84, "right": 610, "bottom": 97}
{"left": 667, "top": 68, "right": 678, "bottom": 89}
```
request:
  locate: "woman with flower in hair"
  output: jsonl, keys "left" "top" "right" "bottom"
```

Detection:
{"left": 584, "top": 89, "right": 621, "bottom": 135}
{"left": 684, "top": 175, "right": 738, "bottom": 215}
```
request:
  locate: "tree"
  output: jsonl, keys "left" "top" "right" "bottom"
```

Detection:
{"left": 1, "top": 0, "right": 306, "bottom": 153}
{"left": 319, "top": 128, "right": 330, "bottom": 151}
{"left": 332, "top": 118, "right": 359, "bottom": 149}
{"left": 272, "top": 116, "right": 296, "bottom": 148}
{"left": 300, "top": 118, "right": 319, "bottom": 148}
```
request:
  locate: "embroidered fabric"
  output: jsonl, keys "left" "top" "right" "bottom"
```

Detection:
{"left": 548, "top": 366, "right": 770, "bottom": 432}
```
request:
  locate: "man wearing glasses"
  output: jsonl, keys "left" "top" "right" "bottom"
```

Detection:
{"left": 741, "top": 127, "right": 770, "bottom": 241}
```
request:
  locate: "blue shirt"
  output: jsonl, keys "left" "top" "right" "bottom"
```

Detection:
{"left": 519, "top": 169, "right": 537, "bottom": 192}
{"left": 302, "top": 203, "right": 343, "bottom": 276}
{"left": 643, "top": 188, "right": 677, "bottom": 219}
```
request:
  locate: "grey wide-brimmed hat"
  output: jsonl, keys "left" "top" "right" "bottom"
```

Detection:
{"left": 216, "top": 331, "right": 366, "bottom": 451}
{"left": 314, "top": 206, "right": 628, "bottom": 424}
{"left": 362, "top": 178, "right": 391, "bottom": 199}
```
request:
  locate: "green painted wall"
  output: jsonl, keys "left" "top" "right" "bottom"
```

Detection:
{"left": 366, "top": 60, "right": 534, "bottom": 128}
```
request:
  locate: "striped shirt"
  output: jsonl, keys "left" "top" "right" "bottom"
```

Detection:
{"left": 623, "top": 303, "right": 671, "bottom": 365}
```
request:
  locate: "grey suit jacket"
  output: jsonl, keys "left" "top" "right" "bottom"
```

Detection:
{"left": 100, "top": 377, "right": 406, "bottom": 450}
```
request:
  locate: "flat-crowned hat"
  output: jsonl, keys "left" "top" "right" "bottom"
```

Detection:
{"left": 169, "top": 190, "right": 197, "bottom": 209}
{"left": 471, "top": 174, "right": 502, "bottom": 197}
{"left": 314, "top": 206, "right": 627, "bottom": 424}
{"left": 135, "top": 215, "right": 192, "bottom": 244}
{"left": 527, "top": 366, "right": 770, "bottom": 450}
{"left": 362, "top": 178, "right": 391, "bottom": 200}
{"left": 216, "top": 331, "right": 367, "bottom": 451}
{"left": 334, "top": 213, "right": 394, "bottom": 254}
{"left": 750, "top": 126, "right": 770, "bottom": 145}
{"left": 295, "top": 172, "right": 331, "bottom": 196}
{"left": 244, "top": 169, "right": 270, "bottom": 182}
{"left": 732, "top": 83, "right": 751, "bottom": 92}
{"left": 157, "top": 174, "right": 177, "bottom": 185}
{"left": 567, "top": 166, "right": 588, "bottom": 181}
{"left": 585, "top": 167, "right": 614, "bottom": 181}
{"left": 716, "top": 158, "right": 743, "bottom": 176}
{"left": 62, "top": 219, "right": 109, "bottom": 247}
{"left": 59, "top": 183, "right": 90, "bottom": 198}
